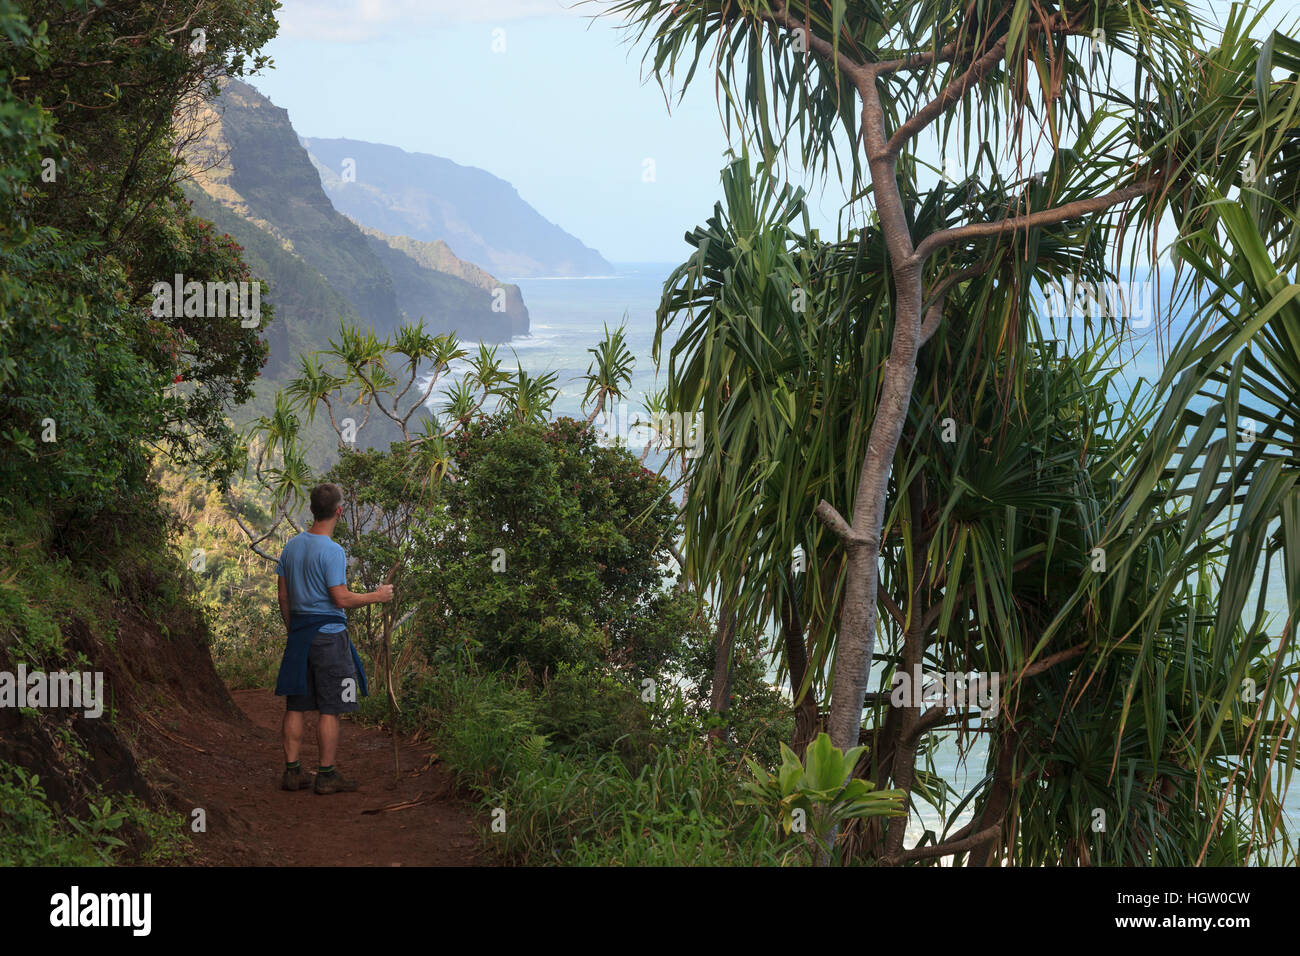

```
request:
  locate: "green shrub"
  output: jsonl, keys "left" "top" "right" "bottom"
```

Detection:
{"left": 117, "top": 794, "right": 195, "bottom": 866}
{"left": 678, "top": 624, "right": 793, "bottom": 768}
{"left": 405, "top": 658, "right": 801, "bottom": 865}
{"left": 0, "top": 761, "right": 195, "bottom": 866}
{"left": 412, "top": 416, "right": 681, "bottom": 676}
{"left": 400, "top": 663, "right": 546, "bottom": 788}
{"left": 0, "top": 581, "right": 65, "bottom": 666}
{"left": 537, "top": 664, "right": 655, "bottom": 767}
{"left": 207, "top": 589, "right": 283, "bottom": 690}
{"left": 0, "top": 762, "right": 124, "bottom": 866}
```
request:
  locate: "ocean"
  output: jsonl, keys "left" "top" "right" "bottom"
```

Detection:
{"left": 488, "top": 263, "right": 681, "bottom": 421}
{"left": 484, "top": 262, "right": 1298, "bottom": 849}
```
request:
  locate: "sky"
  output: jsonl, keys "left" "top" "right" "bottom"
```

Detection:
{"left": 248, "top": 0, "right": 855, "bottom": 264}
{"left": 251, "top": 0, "right": 1295, "bottom": 266}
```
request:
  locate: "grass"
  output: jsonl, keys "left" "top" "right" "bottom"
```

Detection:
{"left": 400, "top": 658, "right": 801, "bottom": 866}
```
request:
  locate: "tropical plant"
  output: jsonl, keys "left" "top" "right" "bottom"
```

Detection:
{"left": 739, "top": 732, "right": 906, "bottom": 864}
{"left": 605, "top": 0, "right": 1288, "bottom": 773}
{"left": 645, "top": 139, "right": 1300, "bottom": 864}
{"left": 411, "top": 415, "right": 684, "bottom": 677}
{"left": 1029, "top": 11, "right": 1300, "bottom": 865}
{"left": 583, "top": 320, "right": 637, "bottom": 424}
{"left": 0, "top": 0, "right": 277, "bottom": 511}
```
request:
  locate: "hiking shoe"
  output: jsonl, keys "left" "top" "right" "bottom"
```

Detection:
{"left": 281, "top": 767, "right": 314, "bottom": 791}
{"left": 313, "top": 768, "right": 360, "bottom": 794}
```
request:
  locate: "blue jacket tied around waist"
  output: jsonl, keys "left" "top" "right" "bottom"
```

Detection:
{"left": 274, "top": 612, "right": 369, "bottom": 698}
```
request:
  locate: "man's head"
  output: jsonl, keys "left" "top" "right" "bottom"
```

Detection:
{"left": 309, "top": 482, "right": 344, "bottom": 523}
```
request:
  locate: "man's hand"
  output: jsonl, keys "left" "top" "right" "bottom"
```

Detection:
{"left": 373, "top": 583, "right": 394, "bottom": 604}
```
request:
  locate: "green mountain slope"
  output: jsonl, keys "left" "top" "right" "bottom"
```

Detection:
{"left": 179, "top": 78, "right": 533, "bottom": 468}
{"left": 182, "top": 78, "right": 529, "bottom": 367}
{"left": 181, "top": 184, "right": 360, "bottom": 379}
{"left": 189, "top": 79, "right": 402, "bottom": 334}
{"left": 358, "top": 225, "right": 529, "bottom": 339}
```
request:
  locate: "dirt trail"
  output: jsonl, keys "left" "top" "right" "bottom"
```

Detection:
{"left": 147, "top": 689, "right": 487, "bottom": 866}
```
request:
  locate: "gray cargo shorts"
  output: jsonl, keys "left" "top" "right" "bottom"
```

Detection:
{"left": 285, "top": 629, "right": 359, "bottom": 716}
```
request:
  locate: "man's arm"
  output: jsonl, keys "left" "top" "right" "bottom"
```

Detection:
{"left": 277, "top": 574, "right": 291, "bottom": 631}
{"left": 328, "top": 582, "right": 394, "bottom": 609}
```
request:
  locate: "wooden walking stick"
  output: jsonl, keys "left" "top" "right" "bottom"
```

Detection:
{"left": 364, "top": 554, "right": 405, "bottom": 785}
{"left": 381, "top": 557, "right": 401, "bottom": 783}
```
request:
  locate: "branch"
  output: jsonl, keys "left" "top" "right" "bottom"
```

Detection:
{"left": 352, "top": 364, "right": 405, "bottom": 433}
{"left": 912, "top": 179, "right": 1158, "bottom": 264}
{"left": 402, "top": 363, "right": 443, "bottom": 430}
{"left": 585, "top": 386, "right": 608, "bottom": 426}
{"left": 884, "top": 36, "right": 1009, "bottom": 157}
{"left": 903, "top": 704, "right": 973, "bottom": 746}
{"left": 894, "top": 824, "right": 1002, "bottom": 864}
{"left": 667, "top": 541, "right": 687, "bottom": 570}
{"left": 764, "top": 0, "right": 871, "bottom": 86}
{"left": 919, "top": 265, "right": 987, "bottom": 345}
{"left": 390, "top": 356, "right": 421, "bottom": 409}
{"left": 878, "top": 584, "right": 907, "bottom": 628}
{"left": 871, "top": 43, "right": 958, "bottom": 77}
{"left": 225, "top": 490, "right": 282, "bottom": 562}
{"left": 1010, "top": 643, "right": 1087, "bottom": 685}
{"left": 814, "top": 500, "right": 873, "bottom": 548}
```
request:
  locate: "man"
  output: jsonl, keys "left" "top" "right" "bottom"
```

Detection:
{"left": 273, "top": 482, "right": 393, "bottom": 794}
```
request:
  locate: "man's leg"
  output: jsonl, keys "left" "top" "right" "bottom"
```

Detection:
{"left": 283, "top": 709, "right": 304, "bottom": 763}
{"left": 311, "top": 632, "right": 360, "bottom": 794}
{"left": 279, "top": 705, "right": 314, "bottom": 791}
{"left": 318, "top": 713, "right": 339, "bottom": 767}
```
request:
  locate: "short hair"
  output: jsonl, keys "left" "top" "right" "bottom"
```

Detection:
{"left": 309, "top": 483, "right": 344, "bottom": 521}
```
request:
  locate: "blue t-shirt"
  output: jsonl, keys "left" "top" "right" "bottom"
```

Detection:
{"left": 275, "top": 532, "right": 347, "bottom": 632}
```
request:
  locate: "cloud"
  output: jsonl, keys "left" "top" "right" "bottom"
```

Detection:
{"left": 276, "top": 0, "right": 586, "bottom": 42}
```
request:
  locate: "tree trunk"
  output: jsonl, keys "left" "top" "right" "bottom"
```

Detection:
{"left": 780, "top": 582, "right": 819, "bottom": 754}
{"left": 823, "top": 72, "right": 926, "bottom": 756}
{"left": 881, "top": 479, "right": 930, "bottom": 857}
{"left": 968, "top": 727, "right": 1017, "bottom": 866}
{"left": 707, "top": 601, "right": 736, "bottom": 740}
{"left": 826, "top": 263, "right": 922, "bottom": 756}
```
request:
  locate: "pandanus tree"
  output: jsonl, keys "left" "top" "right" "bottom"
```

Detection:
{"left": 583, "top": 321, "right": 637, "bottom": 424}
{"left": 657, "top": 152, "right": 1294, "bottom": 864}
{"left": 607, "top": 0, "right": 1293, "bottom": 771}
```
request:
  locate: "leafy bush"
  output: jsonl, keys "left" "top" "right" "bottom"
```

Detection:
{"left": 537, "top": 664, "right": 654, "bottom": 767}
{"left": 402, "top": 657, "right": 802, "bottom": 865}
{"left": 0, "top": 763, "right": 122, "bottom": 866}
{"left": 400, "top": 663, "right": 547, "bottom": 787}
{"left": 487, "top": 742, "right": 799, "bottom": 866}
{"left": 0, "top": 0, "right": 276, "bottom": 514}
{"left": 207, "top": 590, "right": 284, "bottom": 690}
{"left": 0, "top": 580, "right": 66, "bottom": 667}
{"left": 0, "top": 761, "right": 194, "bottom": 867}
{"left": 413, "top": 416, "right": 681, "bottom": 676}
{"left": 677, "top": 621, "right": 793, "bottom": 768}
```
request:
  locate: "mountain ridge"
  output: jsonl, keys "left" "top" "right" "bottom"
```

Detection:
{"left": 181, "top": 78, "right": 530, "bottom": 381}
{"left": 303, "top": 136, "right": 613, "bottom": 278}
